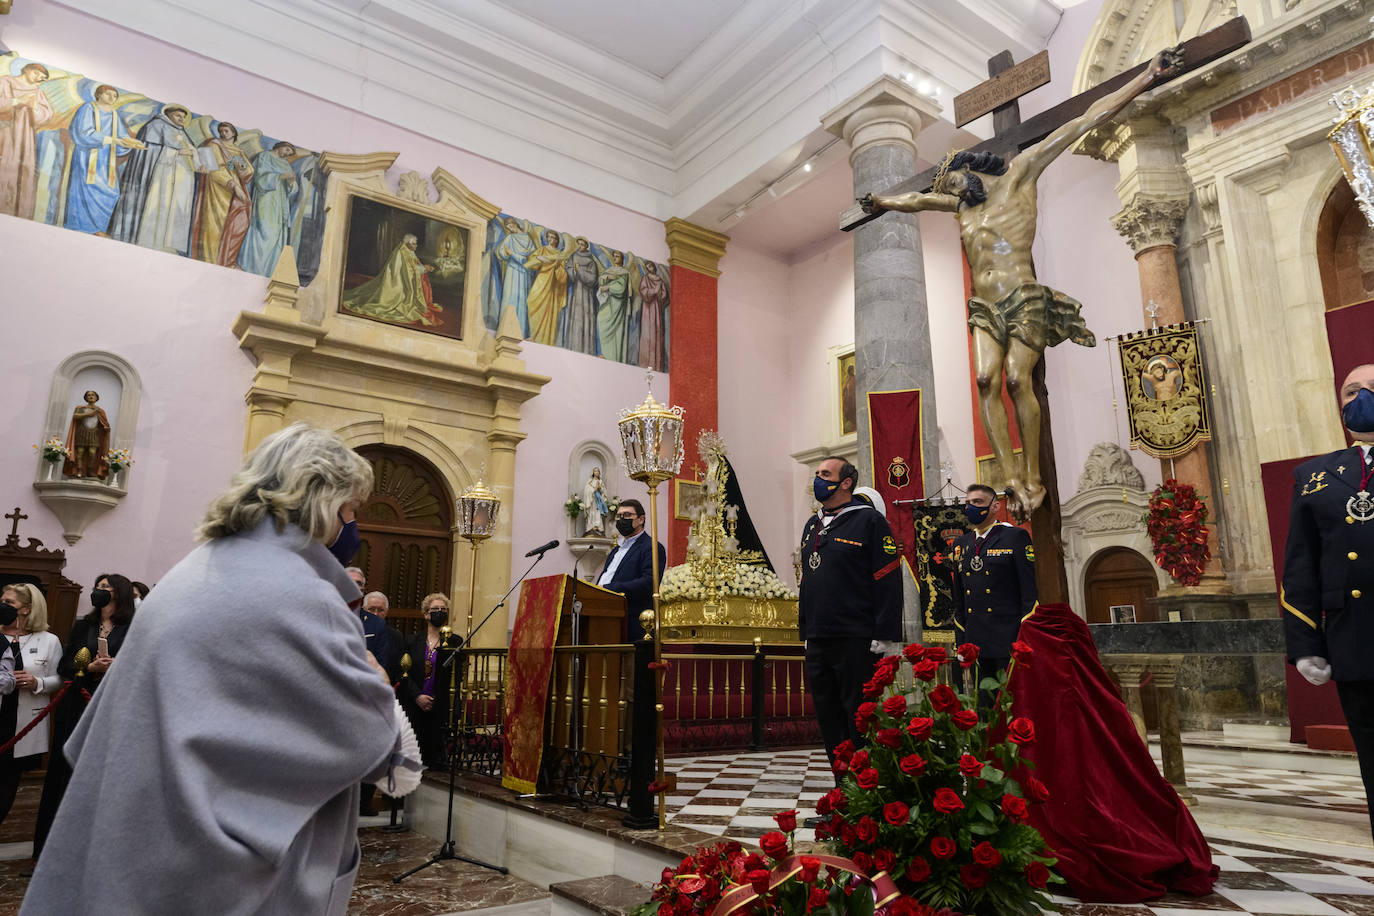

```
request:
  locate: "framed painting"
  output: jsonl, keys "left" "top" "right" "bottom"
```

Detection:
{"left": 675, "top": 478, "right": 703, "bottom": 521}
{"left": 339, "top": 195, "right": 469, "bottom": 339}
{"left": 837, "top": 349, "right": 857, "bottom": 437}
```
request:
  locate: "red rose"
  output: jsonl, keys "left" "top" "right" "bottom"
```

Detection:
{"left": 743, "top": 853, "right": 766, "bottom": 872}
{"left": 698, "top": 850, "right": 719, "bottom": 872}
{"left": 1025, "top": 861, "right": 1050, "bottom": 889}
{"left": 862, "top": 677, "right": 884, "bottom": 699}
{"left": 875, "top": 727, "right": 902, "bottom": 749}
{"left": 850, "top": 750, "right": 870, "bottom": 771}
{"left": 883, "top": 801, "right": 909, "bottom": 826}
{"left": 876, "top": 654, "right": 901, "bottom": 673}
{"left": 855, "top": 702, "right": 879, "bottom": 731}
{"left": 929, "top": 685, "right": 960, "bottom": 712}
{"left": 899, "top": 753, "right": 926, "bottom": 776}
{"left": 1008, "top": 716, "right": 1036, "bottom": 745}
{"left": 950, "top": 709, "right": 979, "bottom": 730}
{"left": 760, "top": 831, "right": 790, "bottom": 859}
{"left": 816, "top": 793, "right": 832, "bottom": 816}
{"left": 929, "top": 836, "right": 956, "bottom": 860}
{"left": 831, "top": 757, "right": 850, "bottom": 775}
{"left": 906, "top": 717, "right": 933, "bottom": 741}
{"left": 1012, "top": 640, "right": 1034, "bottom": 665}
{"left": 1027, "top": 776, "right": 1050, "bottom": 803}
{"left": 924, "top": 646, "right": 948, "bottom": 663}
{"left": 814, "top": 820, "right": 831, "bottom": 840}
{"left": 852, "top": 851, "right": 873, "bottom": 873}
{"left": 799, "top": 855, "right": 821, "bottom": 883}
{"left": 747, "top": 868, "right": 772, "bottom": 894}
{"left": 807, "top": 887, "right": 829, "bottom": 911}
{"left": 972, "top": 841, "right": 1002, "bottom": 867}
{"left": 856, "top": 816, "right": 879, "bottom": 844}
{"left": 1001, "top": 794, "right": 1029, "bottom": 823}
{"left": 959, "top": 754, "right": 985, "bottom": 778}
{"left": 834, "top": 739, "right": 856, "bottom": 762}
{"left": 827, "top": 787, "right": 848, "bottom": 811}
{"left": 891, "top": 900, "right": 919, "bottom": 916}
{"left": 856, "top": 768, "right": 880, "bottom": 789}
{"left": 912, "top": 659, "right": 939, "bottom": 682}
{"left": 839, "top": 824, "right": 857, "bottom": 846}
{"left": 871, "top": 664, "right": 897, "bottom": 689}
{"left": 933, "top": 787, "right": 964, "bottom": 815}
{"left": 959, "top": 864, "right": 990, "bottom": 889}
{"left": 872, "top": 848, "right": 896, "bottom": 872}
{"left": 775, "top": 809, "right": 798, "bottom": 832}
{"left": 902, "top": 643, "right": 924, "bottom": 663}
{"left": 905, "top": 856, "right": 930, "bottom": 882}
{"left": 882, "top": 695, "right": 907, "bottom": 716}
{"left": 957, "top": 642, "right": 980, "bottom": 668}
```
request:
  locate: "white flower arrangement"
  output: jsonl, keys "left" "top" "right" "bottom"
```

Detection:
{"left": 34, "top": 437, "right": 69, "bottom": 462}
{"left": 564, "top": 493, "right": 584, "bottom": 519}
{"left": 659, "top": 561, "right": 797, "bottom": 602}
{"left": 106, "top": 448, "right": 134, "bottom": 472}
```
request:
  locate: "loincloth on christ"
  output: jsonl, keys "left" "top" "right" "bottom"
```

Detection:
{"left": 966, "top": 282, "right": 1097, "bottom": 352}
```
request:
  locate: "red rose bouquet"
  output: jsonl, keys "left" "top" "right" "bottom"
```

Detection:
{"left": 1143, "top": 478, "right": 1209, "bottom": 587}
{"left": 631, "top": 810, "right": 962, "bottom": 916}
{"left": 819, "top": 644, "right": 1060, "bottom": 915}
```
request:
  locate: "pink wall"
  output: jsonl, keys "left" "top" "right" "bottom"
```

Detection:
{"left": 0, "top": 4, "right": 676, "bottom": 619}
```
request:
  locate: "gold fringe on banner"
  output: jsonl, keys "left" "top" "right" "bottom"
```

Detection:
{"left": 1116, "top": 321, "right": 1213, "bottom": 459}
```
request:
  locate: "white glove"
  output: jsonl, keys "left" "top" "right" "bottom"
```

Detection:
{"left": 1296, "top": 656, "right": 1332, "bottom": 687}
{"left": 870, "top": 640, "right": 902, "bottom": 657}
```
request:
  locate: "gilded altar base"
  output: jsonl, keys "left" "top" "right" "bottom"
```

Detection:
{"left": 658, "top": 596, "right": 800, "bottom": 644}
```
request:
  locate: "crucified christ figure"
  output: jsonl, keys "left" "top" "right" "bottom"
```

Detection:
{"left": 861, "top": 45, "right": 1183, "bottom": 520}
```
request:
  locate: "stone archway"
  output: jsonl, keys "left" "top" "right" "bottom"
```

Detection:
{"left": 1083, "top": 546, "right": 1159, "bottom": 624}
{"left": 1316, "top": 178, "right": 1374, "bottom": 311}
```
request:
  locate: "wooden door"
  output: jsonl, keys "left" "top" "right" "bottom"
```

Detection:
{"left": 1083, "top": 547, "right": 1158, "bottom": 624}
{"left": 354, "top": 446, "right": 453, "bottom": 639}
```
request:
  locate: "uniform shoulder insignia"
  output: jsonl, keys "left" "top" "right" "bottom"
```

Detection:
{"left": 1025, "top": 544, "right": 1035, "bottom": 563}
{"left": 1300, "top": 471, "right": 1328, "bottom": 497}
{"left": 882, "top": 535, "right": 897, "bottom": 555}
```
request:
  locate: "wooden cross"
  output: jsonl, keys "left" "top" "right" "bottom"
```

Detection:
{"left": 5, "top": 506, "right": 27, "bottom": 544}
{"left": 841, "top": 19, "right": 1251, "bottom": 604}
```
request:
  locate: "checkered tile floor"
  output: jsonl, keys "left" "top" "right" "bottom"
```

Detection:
{"left": 665, "top": 750, "right": 1374, "bottom": 915}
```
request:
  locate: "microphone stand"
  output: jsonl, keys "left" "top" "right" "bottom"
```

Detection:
{"left": 394, "top": 550, "right": 555, "bottom": 883}
{"left": 567, "top": 545, "right": 596, "bottom": 805}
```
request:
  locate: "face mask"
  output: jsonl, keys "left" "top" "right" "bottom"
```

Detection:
{"left": 964, "top": 503, "right": 991, "bottom": 525}
{"left": 0, "top": 604, "right": 17, "bottom": 627}
{"left": 90, "top": 588, "right": 111, "bottom": 609}
{"left": 813, "top": 476, "right": 840, "bottom": 503}
{"left": 615, "top": 517, "right": 636, "bottom": 537}
{"left": 428, "top": 609, "right": 449, "bottom": 627}
{"left": 328, "top": 517, "right": 361, "bottom": 565}
{"left": 1344, "top": 388, "right": 1374, "bottom": 434}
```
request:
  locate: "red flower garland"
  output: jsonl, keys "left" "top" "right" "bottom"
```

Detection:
{"left": 1144, "top": 479, "right": 1210, "bottom": 587}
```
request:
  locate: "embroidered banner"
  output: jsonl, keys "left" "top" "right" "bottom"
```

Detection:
{"left": 501, "top": 574, "right": 567, "bottom": 794}
{"left": 911, "top": 502, "right": 971, "bottom": 631}
{"left": 1117, "top": 321, "right": 1213, "bottom": 459}
{"left": 867, "top": 388, "right": 924, "bottom": 584}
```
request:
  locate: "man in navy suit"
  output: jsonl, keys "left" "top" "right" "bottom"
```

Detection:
{"left": 596, "top": 498, "right": 666, "bottom": 639}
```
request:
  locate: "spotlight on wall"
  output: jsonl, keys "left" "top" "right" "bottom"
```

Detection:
{"left": 916, "top": 79, "right": 933, "bottom": 96}
{"left": 802, "top": 161, "right": 813, "bottom": 173}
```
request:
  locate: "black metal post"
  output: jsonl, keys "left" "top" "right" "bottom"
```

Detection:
{"left": 750, "top": 640, "right": 766, "bottom": 752}
{"left": 622, "top": 636, "right": 657, "bottom": 829}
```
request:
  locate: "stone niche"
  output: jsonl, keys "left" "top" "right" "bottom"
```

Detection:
{"left": 232, "top": 154, "right": 549, "bottom": 648}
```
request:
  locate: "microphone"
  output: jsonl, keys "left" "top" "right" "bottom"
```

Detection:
{"left": 524, "top": 539, "right": 560, "bottom": 557}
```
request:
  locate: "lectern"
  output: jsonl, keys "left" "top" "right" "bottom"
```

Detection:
{"left": 556, "top": 577, "right": 627, "bottom": 646}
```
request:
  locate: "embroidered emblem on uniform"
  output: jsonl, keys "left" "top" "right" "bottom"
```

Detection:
{"left": 970, "top": 556, "right": 984, "bottom": 572}
{"left": 808, "top": 553, "right": 821, "bottom": 570}
{"left": 1301, "top": 472, "right": 1328, "bottom": 496}
{"left": 882, "top": 535, "right": 897, "bottom": 555}
{"left": 1338, "top": 466, "right": 1347, "bottom": 475}
{"left": 1025, "top": 545, "right": 1035, "bottom": 562}
{"left": 1350, "top": 490, "right": 1374, "bottom": 523}
{"left": 887, "top": 456, "right": 910, "bottom": 489}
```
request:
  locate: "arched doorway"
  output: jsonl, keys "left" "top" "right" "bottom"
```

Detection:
{"left": 1316, "top": 179, "right": 1374, "bottom": 312}
{"left": 1082, "top": 547, "right": 1158, "bottom": 625}
{"left": 354, "top": 445, "right": 454, "bottom": 637}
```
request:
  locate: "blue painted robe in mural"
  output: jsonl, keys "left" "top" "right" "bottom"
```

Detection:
{"left": 495, "top": 231, "right": 535, "bottom": 337}
{"left": 63, "top": 101, "right": 133, "bottom": 234}
{"left": 238, "top": 150, "right": 299, "bottom": 276}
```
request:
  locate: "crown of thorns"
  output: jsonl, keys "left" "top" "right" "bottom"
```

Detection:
{"left": 932, "top": 150, "right": 964, "bottom": 193}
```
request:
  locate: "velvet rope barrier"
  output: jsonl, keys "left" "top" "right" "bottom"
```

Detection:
{"left": 709, "top": 854, "right": 901, "bottom": 916}
{"left": 0, "top": 679, "right": 79, "bottom": 756}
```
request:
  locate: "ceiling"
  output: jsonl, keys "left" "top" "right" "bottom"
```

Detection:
{"left": 64, "top": 0, "right": 1072, "bottom": 258}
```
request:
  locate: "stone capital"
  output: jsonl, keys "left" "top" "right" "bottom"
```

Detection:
{"left": 821, "top": 76, "right": 941, "bottom": 163}
{"left": 1111, "top": 193, "right": 1190, "bottom": 256}
{"left": 664, "top": 217, "right": 729, "bottom": 278}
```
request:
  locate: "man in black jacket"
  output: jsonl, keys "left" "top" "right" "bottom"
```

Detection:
{"left": 1283, "top": 362, "right": 1374, "bottom": 838}
{"left": 798, "top": 457, "right": 904, "bottom": 774}
{"left": 597, "top": 498, "right": 667, "bottom": 639}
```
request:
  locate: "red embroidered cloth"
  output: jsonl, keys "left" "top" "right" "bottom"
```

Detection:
{"left": 500, "top": 574, "right": 567, "bottom": 793}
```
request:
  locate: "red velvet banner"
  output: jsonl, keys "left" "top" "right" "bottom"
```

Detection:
{"left": 1327, "top": 299, "right": 1374, "bottom": 391}
{"left": 501, "top": 574, "right": 567, "bottom": 793}
{"left": 867, "top": 388, "right": 924, "bottom": 583}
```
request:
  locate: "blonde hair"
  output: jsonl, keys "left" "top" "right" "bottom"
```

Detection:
{"left": 420, "top": 592, "right": 449, "bottom": 612}
{"left": 3, "top": 583, "right": 49, "bottom": 634}
{"left": 197, "top": 423, "right": 373, "bottom": 543}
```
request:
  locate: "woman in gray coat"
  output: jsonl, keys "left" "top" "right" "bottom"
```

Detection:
{"left": 22, "top": 424, "right": 410, "bottom": 916}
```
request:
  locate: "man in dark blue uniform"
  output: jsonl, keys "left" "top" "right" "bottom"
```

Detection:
{"left": 799, "top": 457, "right": 904, "bottom": 776}
{"left": 951, "top": 484, "right": 1037, "bottom": 694}
{"left": 1283, "top": 363, "right": 1374, "bottom": 838}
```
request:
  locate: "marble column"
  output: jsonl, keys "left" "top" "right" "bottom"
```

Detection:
{"left": 664, "top": 218, "right": 728, "bottom": 566}
{"left": 822, "top": 78, "right": 942, "bottom": 491}
{"left": 1112, "top": 194, "right": 1228, "bottom": 592}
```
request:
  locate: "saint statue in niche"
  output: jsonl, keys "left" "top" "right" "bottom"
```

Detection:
{"left": 583, "top": 467, "right": 610, "bottom": 537}
{"left": 63, "top": 389, "right": 111, "bottom": 479}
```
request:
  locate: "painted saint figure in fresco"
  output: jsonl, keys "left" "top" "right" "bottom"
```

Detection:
{"left": 239, "top": 141, "right": 300, "bottom": 276}
{"left": 342, "top": 233, "right": 440, "bottom": 326}
{"left": 596, "top": 250, "right": 632, "bottom": 363}
{"left": 63, "top": 85, "right": 143, "bottom": 235}
{"left": 638, "top": 260, "right": 667, "bottom": 372}
{"left": 562, "top": 237, "right": 599, "bottom": 355}
{"left": 191, "top": 121, "right": 254, "bottom": 266}
{"left": 0, "top": 62, "right": 54, "bottom": 219}
{"left": 109, "top": 103, "right": 198, "bottom": 254}
{"left": 524, "top": 229, "right": 571, "bottom": 346}
{"left": 494, "top": 216, "right": 535, "bottom": 337}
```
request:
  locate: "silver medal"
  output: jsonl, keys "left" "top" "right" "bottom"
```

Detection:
{"left": 808, "top": 553, "right": 821, "bottom": 570}
{"left": 970, "top": 556, "right": 984, "bottom": 572}
{"left": 1349, "top": 490, "right": 1374, "bottom": 523}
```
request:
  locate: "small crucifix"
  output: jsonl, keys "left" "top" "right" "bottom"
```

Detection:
{"left": 5, "top": 506, "right": 28, "bottom": 545}
{"left": 1146, "top": 300, "right": 1161, "bottom": 329}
